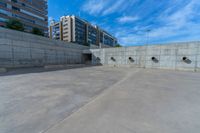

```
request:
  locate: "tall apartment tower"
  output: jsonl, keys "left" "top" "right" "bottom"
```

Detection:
{"left": 49, "top": 15, "right": 117, "bottom": 47}
{"left": 60, "top": 16, "right": 73, "bottom": 42}
{"left": 0, "top": 0, "right": 48, "bottom": 34}
{"left": 60, "top": 16, "right": 88, "bottom": 45}
{"left": 49, "top": 20, "right": 62, "bottom": 40}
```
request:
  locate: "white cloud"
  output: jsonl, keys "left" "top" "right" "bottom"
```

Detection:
{"left": 102, "top": 0, "right": 124, "bottom": 15}
{"left": 113, "top": 0, "right": 200, "bottom": 46}
{"left": 147, "top": 0, "right": 200, "bottom": 43}
{"left": 82, "top": 0, "right": 137, "bottom": 16}
{"left": 115, "top": 0, "right": 200, "bottom": 46}
{"left": 82, "top": 0, "right": 108, "bottom": 15}
{"left": 117, "top": 16, "right": 139, "bottom": 23}
{"left": 48, "top": 16, "right": 55, "bottom": 25}
{"left": 114, "top": 27, "right": 147, "bottom": 46}
{"left": 48, "top": 16, "right": 54, "bottom": 21}
{"left": 81, "top": 0, "right": 200, "bottom": 46}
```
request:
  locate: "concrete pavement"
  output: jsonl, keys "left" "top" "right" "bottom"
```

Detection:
{"left": 1, "top": 66, "right": 200, "bottom": 133}
{"left": 0, "top": 66, "right": 127, "bottom": 133}
{"left": 45, "top": 68, "right": 200, "bottom": 133}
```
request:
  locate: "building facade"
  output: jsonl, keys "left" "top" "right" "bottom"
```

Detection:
{"left": 60, "top": 16, "right": 72, "bottom": 42}
{"left": 87, "top": 24, "right": 98, "bottom": 46}
{"left": 99, "top": 29, "right": 118, "bottom": 47}
{"left": 0, "top": 0, "right": 48, "bottom": 34}
{"left": 49, "top": 21, "right": 62, "bottom": 40}
{"left": 49, "top": 15, "right": 117, "bottom": 47}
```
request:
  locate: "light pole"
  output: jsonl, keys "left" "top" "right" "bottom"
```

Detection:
{"left": 145, "top": 29, "right": 151, "bottom": 46}
{"left": 144, "top": 29, "right": 151, "bottom": 68}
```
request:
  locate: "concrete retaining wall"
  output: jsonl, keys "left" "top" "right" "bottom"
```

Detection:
{"left": 0, "top": 27, "right": 89, "bottom": 68}
{"left": 91, "top": 42, "right": 200, "bottom": 72}
{"left": 1, "top": 27, "right": 200, "bottom": 72}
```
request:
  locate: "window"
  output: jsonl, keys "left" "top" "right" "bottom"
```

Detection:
{"left": 0, "top": 9, "right": 10, "bottom": 15}
{"left": 28, "top": 0, "right": 32, "bottom": 3}
{"left": 12, "top": 14, "right": 35, "bottom": 24}
{"left": 20, "top": 9, "right": 45, "bottom": 21}
{"left": 0, "top": 2, "right": 6, "bottom": 7}
{"left": 0, "top": 17, "right": 8, "bottom": 22}
{"left": 11, "top": 0, "right": 18, "bottom": 3}
{"left": 12, "top": 6, "right": 20, "bottom": 11}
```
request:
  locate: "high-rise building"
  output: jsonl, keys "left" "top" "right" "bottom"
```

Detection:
{"left": 60, "top": 16, "right": 89, "bottom": 45}
{"left": 0, "top": 0, "right": 48, "bottom": 35}
{"left": 49, "top": 21, "right": 62, "bottom": 40}
{"left": 60, "top": 16, "right": 72, "bottom": 42}
{"left": 49, "top": 15, "right": 117, "bottom": 47}
{"left": 99, "top": 29, "right": 118, "bottom": 47}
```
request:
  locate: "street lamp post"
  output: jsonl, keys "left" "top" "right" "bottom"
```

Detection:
{"left": 144, "top": 29, "right": 151, "bottom": 68}
{"left": 146, "top": 29, "right": 151, "bottom": 46}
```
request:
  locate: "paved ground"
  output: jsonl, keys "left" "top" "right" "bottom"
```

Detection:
{"left": 1, "top": 66, "right": 200, "bottom": 133}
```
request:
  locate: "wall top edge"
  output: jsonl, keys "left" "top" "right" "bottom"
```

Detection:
{"left": 90, "top": 41, "right": 200, "bottom": 51}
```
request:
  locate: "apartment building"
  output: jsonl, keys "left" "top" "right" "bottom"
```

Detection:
{"left": 87, "top": 24, "right": 98, "bottom": 46}
{"left": 49, "top": 15, "right": 117, "bottom": 47}
{"left": 99, "top": 29, "right": 118, "bottom": 47}
{"left": 0, "top": 0, "right": 48, "bottom": 34}
{"left": 60, "top": 16, "right": 72, "bottom": 42}
{"left": 49, "top": 21, "right": 62, "bottom": 40}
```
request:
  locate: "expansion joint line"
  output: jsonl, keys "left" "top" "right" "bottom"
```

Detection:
{"left": 40, "top": 68, "right": 140, "bottom": 133}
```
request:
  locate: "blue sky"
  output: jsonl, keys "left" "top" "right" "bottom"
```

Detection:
{"left": 48, "top": 0, "right": 200, "bottom": 46}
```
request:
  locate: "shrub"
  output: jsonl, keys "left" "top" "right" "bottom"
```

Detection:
{"left": 6, "top": 19, "right": 24, "bottom": 31}
{"left": 115, "top": 44, "right": 122, "bottom": 47}
{"left": 31, "top": 27, "right": 44, "bottom": 36}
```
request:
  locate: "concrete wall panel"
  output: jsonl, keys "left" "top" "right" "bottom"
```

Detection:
{"left": 0, "top": 27, "right": 88, "bottom": 68}
{"left": 1, "top": 27, "right": 200, "bottom": 72}
{"left": 91, "top": 42, "right": 200, "bottom": 72}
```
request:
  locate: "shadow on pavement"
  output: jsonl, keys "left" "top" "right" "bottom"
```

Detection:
{"left": 0, "top": 64, "right": 102, "bottom": 77}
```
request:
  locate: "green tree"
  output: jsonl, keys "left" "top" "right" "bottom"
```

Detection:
{"left": 6, "top": 19, "right": 24, "bottom": 31}
{"left": 84, "top": 42, "right": 90, "bottom": 46}
{"left": 31, "top": 27, "right": 44, "bottom": 36}
{"left": 115, "top": 44, "right": 122, "bottom": 47}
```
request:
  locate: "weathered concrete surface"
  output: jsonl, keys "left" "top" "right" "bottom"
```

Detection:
{"left": 0, "top": 27, "right": 89, "bottom": 68}
{"left": 1, "top": 27, "right": 200, "bottom": 72}
{"left": 45, "top": 68, "right": 200, "bottom": 133}
{"left": 1, "top": 67, "right": 200, "bottom": 133}
{"left": 0, "top": 66, "right": 127, "bottom": 133}
{"left": 91, "top": 42, "right": 200, "bottom": 72}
